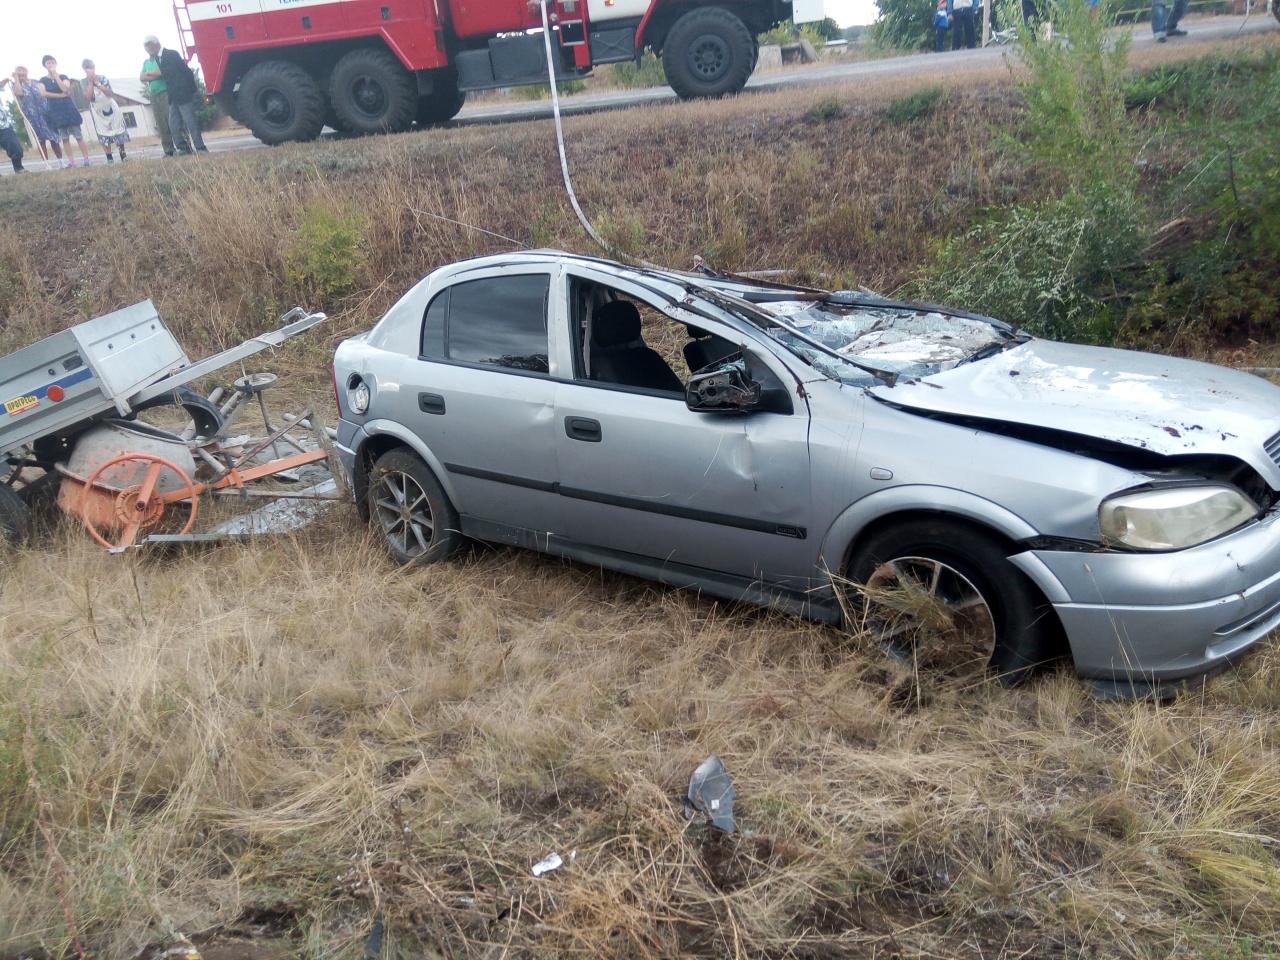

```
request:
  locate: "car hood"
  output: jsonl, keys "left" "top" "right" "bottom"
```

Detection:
{"left": 869, "top": 338, "right": 1280, "bottom": 481}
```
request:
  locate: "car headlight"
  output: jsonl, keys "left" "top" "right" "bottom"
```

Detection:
{"left": 347, "top": 376, "right": 370, "bottom": 415}
{"left": 1099, "top": 484, "right": 1259, "bottom": 550}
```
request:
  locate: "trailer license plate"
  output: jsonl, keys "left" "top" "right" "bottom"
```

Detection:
{"left": 5, "top": 395, "right": 40, "bottom": 417}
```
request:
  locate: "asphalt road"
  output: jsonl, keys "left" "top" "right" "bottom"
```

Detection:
{"left": 2, "top": 12, "right": 1276, "bottom": 172}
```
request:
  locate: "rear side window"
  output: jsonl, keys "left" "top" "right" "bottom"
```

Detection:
{"left": 421, "top": 274, "right": 550, "bottom": 374}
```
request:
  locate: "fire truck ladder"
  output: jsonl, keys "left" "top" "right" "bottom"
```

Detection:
{"left": 172, "top": 0, "right": 197, "bottom": 60}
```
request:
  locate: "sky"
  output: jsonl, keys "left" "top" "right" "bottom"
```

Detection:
{"left": 1, "top": 0, "right": 879, "bottom": 95}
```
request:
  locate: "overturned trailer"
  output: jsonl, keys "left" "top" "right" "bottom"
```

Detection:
{"left": 0, "top": 302, "right": 335, "bottom": 550}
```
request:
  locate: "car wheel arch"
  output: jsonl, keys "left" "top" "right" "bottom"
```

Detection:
{"left": 817, "top": 485, "right": 1041, "bottom": 579}
{"left": 354, "top": 422, "right": 461, "bottom": 520}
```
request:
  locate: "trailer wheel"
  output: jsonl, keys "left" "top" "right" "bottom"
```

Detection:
{"left": 415, "top": 69, "right": 466, "bottom": 125}
{"left": 239, "top": 60, "right": 325, "bottom": 144}
{"left": 662, "top": 8, "right": 755, "bottom": 100}
{"left": 0, "top": 484, "right": 32, "bottom": 545}
{"left": 329, "top": 49, "right": 417, "bottom": 136}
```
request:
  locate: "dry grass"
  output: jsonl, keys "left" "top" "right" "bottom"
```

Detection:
{"left": 5, "top": 516, "right": 1280, "bottom": 959}
{"left": 3, "top": 34, "right": 1280, "bottom": 958}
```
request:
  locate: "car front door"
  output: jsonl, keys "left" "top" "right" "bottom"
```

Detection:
{"left": 551, "top": 272, "right": 817, "bottom": 592}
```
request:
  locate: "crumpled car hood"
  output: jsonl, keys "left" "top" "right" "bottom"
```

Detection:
{"left": 870, "top": 338, "right": 1280, "bottom": 480}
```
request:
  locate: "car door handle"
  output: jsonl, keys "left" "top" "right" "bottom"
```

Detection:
{"left": 565, "top": 416, "right": 601, "bottom": 442}
{"left": 418, "top": 392, "right": 446, "bottom": 415}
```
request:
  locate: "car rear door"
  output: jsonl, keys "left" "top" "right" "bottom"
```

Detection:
{"left": 396, "top": 266, "right": 562, "bottom": 535}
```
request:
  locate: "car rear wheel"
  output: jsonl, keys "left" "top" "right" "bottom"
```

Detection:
{"left": 845, "top": 518, "right": 1058, "bottom": 684}
{"left": 367, "top": 450, "right": 462, "bottom": 565}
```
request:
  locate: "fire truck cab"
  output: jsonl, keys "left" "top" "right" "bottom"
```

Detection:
{"left": 176, "top": 0, "right": 794, "bottom": 144}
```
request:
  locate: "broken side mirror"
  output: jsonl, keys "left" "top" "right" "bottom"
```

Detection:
{"left": 686, "top": 357, "right": 761, "bottom": 412}
{"left": 686, "top": 349, "right": 793, "bottom": 415}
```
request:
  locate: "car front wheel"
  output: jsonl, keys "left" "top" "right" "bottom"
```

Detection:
{"left": 845, "top": 518, "right": 1059, "bottom": 684}
{"left": 367, "top": 450, "right": 462, "bottom": 565}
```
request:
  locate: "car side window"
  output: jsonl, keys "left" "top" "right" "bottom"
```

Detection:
{"left": 422, "top": 288, "right": 447, "bottom": 358}
{"left": 420, "top": 275, "right": 550, "bottom": 374}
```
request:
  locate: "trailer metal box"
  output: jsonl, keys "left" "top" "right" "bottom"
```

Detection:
{"left": 0, "top": 301, "right": 188, "bottom": 458}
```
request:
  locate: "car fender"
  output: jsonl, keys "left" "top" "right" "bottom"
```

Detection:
{"left": 816, "top": 484, "right": 1042, "bottom": 577}
{"left": 353, "top": 418, "right": 464, "bottom": 509}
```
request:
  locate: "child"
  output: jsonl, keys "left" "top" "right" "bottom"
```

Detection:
{"left": 934, "top": 0, "right": 953, "bottom": 51}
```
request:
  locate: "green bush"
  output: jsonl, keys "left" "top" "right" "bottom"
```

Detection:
{"left": 609, "top": 52, "right": 666, "bottom": 88}
{"left": 1008, "top": 0, "right": 1135, "bottom": 194}
{"left": 285, "top": 202, "right": 368, "bottom": 300}
{"left": 808, "top": 95, "right": 843, "bottom": 121}
{"left": 512, "top": 79, "right": 588, "bottom": 100}
{"left": 930, "top": 189, "right": 1146, "bottom": 341}
{"left": 883, "top": 85, "right": 943, "bottom": 123}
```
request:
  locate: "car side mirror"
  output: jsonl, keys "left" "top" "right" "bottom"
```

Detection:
{"left": 686, "top": 358, "right": 762, "bottom": 412}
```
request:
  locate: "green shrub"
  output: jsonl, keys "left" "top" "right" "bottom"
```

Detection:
{"left": 512, "top": 79, "right": 588, "bottom": 100}
{"left": 609, "top": 52, "right": 666, "bottom": 88}
{"left": 1009, "top": 0, "right": 1135, "bottom": 193}
{"left": 285, "top": 201, "right": 368, "bottom": 300}
{"left": 883, "top": 86, "right": 943, "bottom": 123}
{"left": 929, "top": 188, "right": 1146, "bottom": 341}
{"left": 758, "top": 21, "right": 799, "bottom": 44}
{"left": 808, "top": 95, "right": 843, "bottom": 121}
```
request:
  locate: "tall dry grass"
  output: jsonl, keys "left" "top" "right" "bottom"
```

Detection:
{"left": 2, "top": 38, "right": 1280, "bottom": 957}
{"left": 4, "top": 515, "right": 1280, "bottom": 958}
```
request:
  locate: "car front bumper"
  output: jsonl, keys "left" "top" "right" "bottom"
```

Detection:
{"left": 1012, "top": 508, "right": 1280, "bottom": 697}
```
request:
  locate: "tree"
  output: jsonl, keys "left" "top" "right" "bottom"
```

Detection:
{"left": 811, "top": 16, "right": 844, "bottom": 39}
{"left": 871, "top": 0, "right": 935, "bottom": 51}
{"left": 194, "top": 72, "right": 220, "bottom": 130}
{"left": 7, "top": 102, "right": 30, "bottom": 145}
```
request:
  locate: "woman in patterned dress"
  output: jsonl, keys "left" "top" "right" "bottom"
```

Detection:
{"left": 8, "top": 65, "right": 64, "bottom": 163}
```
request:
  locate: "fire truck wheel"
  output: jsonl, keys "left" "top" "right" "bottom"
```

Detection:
{"left": 0, "top": 483, "right": 32, "bottom": 545}
{"left": 662, "top": 8, "right": 755, "bottom": 100}
{"left": 415, "top": 70, "right": 467, "bottom": 125}
{"left": 329, "top": 49, "right": 417, "bottom": 136}
{"left": 239, "top": 61, "right": 325, "bottom": 145}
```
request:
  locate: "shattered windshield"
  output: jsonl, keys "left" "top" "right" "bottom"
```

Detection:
{"left": 756, "top": 300, "right": 1018, "bottom": 386}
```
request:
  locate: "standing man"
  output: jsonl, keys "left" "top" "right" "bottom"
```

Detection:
{"left": 142, "top": 36, "right": 207, "bottom": 155}
{"left": 950, "top": 0, "right": 978, "bottom": 48}
{"left": 139, "top": 40, "right": 176, "bottom": 157}
{"left": 0, "top": 91, "right": 27, "bottom": 173}
{"left": 1151, "top": 0, "right": 1187, "bottom": 41}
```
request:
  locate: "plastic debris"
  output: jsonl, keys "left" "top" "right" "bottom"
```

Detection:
{"left": 531, "top": 852, "right": 563, "bottom": 876}
{"left": 687, "top": 755, "right": 737, "bottom": 833}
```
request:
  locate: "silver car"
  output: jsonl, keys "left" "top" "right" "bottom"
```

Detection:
{"left": 332, "top": 251, "right": 1280, "bottom": 697}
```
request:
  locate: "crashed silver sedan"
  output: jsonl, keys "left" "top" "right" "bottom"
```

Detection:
{"left": 332, "top": 251, "right": 1280, "bottom": 697}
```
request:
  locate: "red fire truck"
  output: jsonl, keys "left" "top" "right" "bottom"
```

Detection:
{"left": 174, "top": 0, "right": 793, "bottom": 144}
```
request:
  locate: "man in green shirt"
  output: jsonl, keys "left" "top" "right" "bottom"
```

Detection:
{"left": 139, "top": 35, "right": 176, "bottom": 157}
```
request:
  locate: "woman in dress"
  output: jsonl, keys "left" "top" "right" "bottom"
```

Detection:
{"left": 6, "top": 66, "right": 64, "bottom": 164}
{"left": 81, "top": 60, "right": 130, "bottom": 163}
